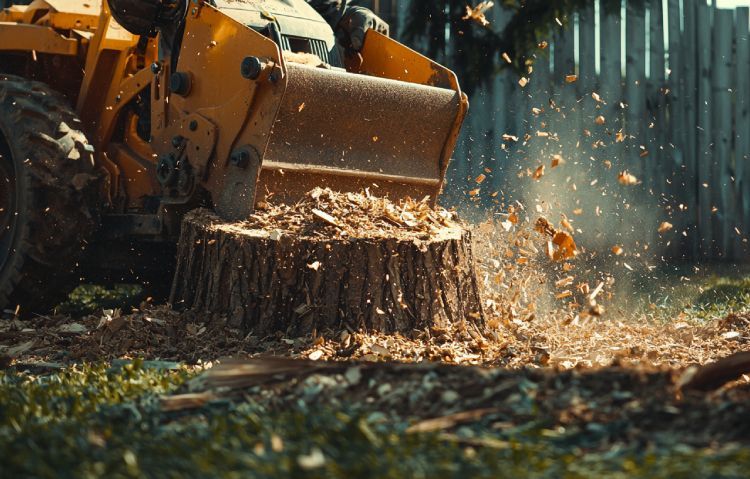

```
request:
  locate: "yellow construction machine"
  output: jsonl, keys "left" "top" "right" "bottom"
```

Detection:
{"left": 0, "top": 0, "right": 468, "bottom": 313}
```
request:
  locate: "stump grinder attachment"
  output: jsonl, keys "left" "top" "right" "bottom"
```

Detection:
{"left": 153, "top": 1, "right": 469, "bottom": 220}
{"left": 0, "top": 0, "right": 468, "bottom": 312}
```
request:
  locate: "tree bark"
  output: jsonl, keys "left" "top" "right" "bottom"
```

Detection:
{"left": 171, "top": 209, "right": 484, "bottom": 337}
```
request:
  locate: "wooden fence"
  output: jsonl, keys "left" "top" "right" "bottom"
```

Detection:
{"left": 365, "top": 0, "right": 750, "bottom": 261}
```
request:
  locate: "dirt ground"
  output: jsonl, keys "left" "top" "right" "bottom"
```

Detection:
{"left": 2, "top": 216, "right": 750, "bottom": 466}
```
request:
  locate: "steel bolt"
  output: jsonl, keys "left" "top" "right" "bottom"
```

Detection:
{"left": 189, "top": 120, "right": 198, "bottom": 131}
{"left": 230, "top": 150, "right": 250, "bottom": 168}
{"left": 170, "top": 71, "right": 192, "bottom": 97}
{"left": 240, "top": 56, "right": 263, "bottom": 80}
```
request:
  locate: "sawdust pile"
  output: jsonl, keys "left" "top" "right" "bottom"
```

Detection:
{"left": 0, "top": 193, "right": 748, "bottom": 372}
{"left": 218, "top": 187, "right": 460, "bottom": 240}
{"left": 1, "top": 293, "right": 748, "bottom": 370}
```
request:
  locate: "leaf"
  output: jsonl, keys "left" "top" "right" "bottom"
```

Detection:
{"left": 58, "top": 323, "right": 88, "bottom": 334}
{"left": 406, "top": 408, "right": 501, "bottom": 433}
{"left": 6, "top": 340, "right": 34, "bottom": 357}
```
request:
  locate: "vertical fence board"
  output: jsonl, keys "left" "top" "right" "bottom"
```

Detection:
{"left": 711, "top": 9, "right": 734, "bottom": 257}
{"left": 667, "top": 0, "right": 688, "bottom": 251}
{"left": 625, "top": 0, "right": 647, "bottom": 183}
{"left": 601, "top": 2, "right": 625, "bottom": 173}
{"left": 553, "top": 19, "right": 576, "bottom": 84}
{"left": 579, "top": 5, "right": 597, "bottom": 93}
{"left": 384, "top": 1, "right": 747, "bottom": 260}
{"left": 696, "top": 1, "right": 713, "bottom": 256}
{"left": 682, "top": 0, "right": 700, "bottom": 255}
{"left": 736, "top": 7, "right": 750, "bottom": 254}
{"left": 648, "top": 0, "right": 666, "bottom": 193}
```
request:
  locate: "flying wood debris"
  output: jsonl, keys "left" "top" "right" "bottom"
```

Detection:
{"left": 618, "top": 171, "right": 639, "bottom": 186}
{"left": 535, "top": 217, "right": 577, "bottom": 261}
{"left": 532, "top": 165, "right": 545, "bottom": 180}
{"left": 658, "top": 222, "right": 674, "bottom": 234}
{"left": 462, "top": 1, "right": 494, "bottom": 27}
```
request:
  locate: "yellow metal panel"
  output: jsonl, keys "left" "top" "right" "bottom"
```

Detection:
{"left": 0, "top": 6, "right": 26, "bottom": 22}
{"left": 44, "top": 0, "right": 102, "bottom": 17}
{"left": 351, "top": 30, "right": 460, "bottom": 91}
{"left": 37, "top": 12, "right": 99, "bottom": 31}
{"left": 0, "top": 22, "right": 77, "bottom": 55}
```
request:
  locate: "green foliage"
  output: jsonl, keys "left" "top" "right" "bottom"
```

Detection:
{"left": 402, "top": 0, "right": 647, "bottom": 93}
{"left": 57, "top": 284, "right": 145, "bottom": 316}
{"left": 2, "top": 363, "right": 750, "bottom": 478}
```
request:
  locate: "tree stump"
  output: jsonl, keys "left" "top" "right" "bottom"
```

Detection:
{"left": 170, "top": 189, "right": 484, "bottom": 336}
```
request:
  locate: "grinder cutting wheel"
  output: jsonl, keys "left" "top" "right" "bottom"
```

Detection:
{"left": 0, "top": 0, "right": 468, "bottom": 313}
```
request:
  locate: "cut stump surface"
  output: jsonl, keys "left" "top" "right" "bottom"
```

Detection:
{"left": 170, "top": 189, "right": 484, "bottom": 336}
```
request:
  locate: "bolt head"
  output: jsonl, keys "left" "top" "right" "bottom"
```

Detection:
{"left": 241, "top": 56, "right": 263, "bottom": 80}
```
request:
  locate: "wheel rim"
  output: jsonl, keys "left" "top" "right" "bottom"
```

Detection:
{"left": 0, "top": 140, "right": 16, "bottom": 272}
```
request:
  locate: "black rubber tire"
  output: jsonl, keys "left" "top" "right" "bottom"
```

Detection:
{"left": 0, "top": 75, "right": 104, "bottom": 314}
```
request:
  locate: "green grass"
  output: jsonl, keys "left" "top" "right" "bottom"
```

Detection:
{"left": 2, "top": 363, "right": 750, "bottom": 478}
{"left": 611, "top": 263, "right": 750, "bottom": 323}
{"left": 55, "top": 284, "right": 145, "bottom": 316}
